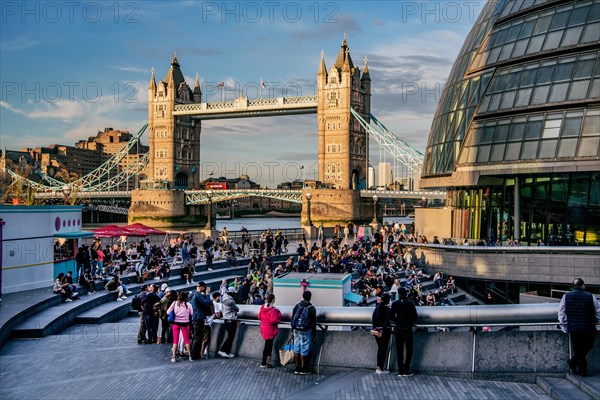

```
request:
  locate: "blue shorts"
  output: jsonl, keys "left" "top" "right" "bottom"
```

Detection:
{"left": 293, "top": 330, "right": 312, "bottom": 356}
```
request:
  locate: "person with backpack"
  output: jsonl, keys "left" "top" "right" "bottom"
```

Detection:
{"left": 258, "top": 293, "right": 282, "bottom": 368}
{"left": 291, "top": 290, "right": 317, "bottom": 375}
{"left": 189, "top": 282, "right": 213, "bottom": 360}
{"left": 391, "top": 287, "right": 419, "bottom": 377}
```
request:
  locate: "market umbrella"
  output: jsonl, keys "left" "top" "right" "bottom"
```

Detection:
{"left": 93, "top": 225, "right": 144, "bottom": 238}
{"left": 124, "top": 223, "right": 167, "bottom": 236}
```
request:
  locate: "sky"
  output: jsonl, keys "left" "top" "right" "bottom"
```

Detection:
{"left": 0, "top": 0, "right": 486, "bottom": 187}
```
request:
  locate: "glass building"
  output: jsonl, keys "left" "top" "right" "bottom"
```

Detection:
{"left": 421, "top": 0, "right": 600, "bottom": 245}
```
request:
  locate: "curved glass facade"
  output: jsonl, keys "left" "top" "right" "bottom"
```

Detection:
{"left": 422, "top": 0, "right": 600, "bottom": 245}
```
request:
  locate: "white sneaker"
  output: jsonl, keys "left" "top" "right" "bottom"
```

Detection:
{"left": 87, "top": 292, "right": 92, "bottom": 296}
{"left": 186, "top": 281, "right": 190, "bottom": 285}
{"left": 121, "top": 296, "right": 127, "bottom": 300}
{"left": 116, "top": 298, "right": 124, "bottom": 302}
{"left": 126, "top": 290, "right": 133, "bottom": 294}
{"left": 218, "top": 351, "right": 229, "bottom": 358}
{"left": 227, "top": 353, "right": 235, "bottom": 359}
{"left": 66, "top": 298, "right": 73, "bottom": 302}
{"left": 375, "top": 368, "right": 389, "bottom": 374}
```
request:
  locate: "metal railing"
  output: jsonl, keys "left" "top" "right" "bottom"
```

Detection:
{"left": 235, "top": 303, "right": 572, "bottom": 328}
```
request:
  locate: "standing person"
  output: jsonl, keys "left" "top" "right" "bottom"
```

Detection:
{"left": 291, "top": 291, "right": 317, "bottom": 375}
{"left": 372, "top": 293, "right": 392, "bottom": 374}
{"left": 158, "top": 288, "right": 175, "bottom": 344}
{"left": 558, "top": 278, "right": 600, "bottom": 377}
{"left": 133, "top": 285, "right": 148, "bottom": 344}
{"left": 258, "top": 293, "right": 282, "bottom": 368}
{"left": 166, "top": 291, "right": 193, "bottom": 363}
{"left": 391, "top": 287, "right": 419, "bottom": 377}
{"left": 189, "top": 282, "right": 213, "bottom": 360}
{"left": 142, "top": 284, "right": 161, "bottom": 344}
{"left": 202, "top": 291, "right": 223, "bottom": 359}
{"left": 218, "top": 288, "right": 239, "bottom": 359}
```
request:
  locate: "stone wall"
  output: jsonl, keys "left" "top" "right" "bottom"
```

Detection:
{"left": 301, "top": 189, "right": 374, "bottom": 227}
{"left": 209, "top": 323, "right": 599, "bottom": 382}
{"left": 128, "top": 189, "right": 204, "bottom": 227}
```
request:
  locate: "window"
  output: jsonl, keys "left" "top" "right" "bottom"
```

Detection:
{"left": 542, "top": 118, "right": 562, "bottom": 138}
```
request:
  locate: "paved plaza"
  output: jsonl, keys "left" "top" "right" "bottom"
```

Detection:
{"left": 0, "top": 317, "right": 550, "bottom": 400}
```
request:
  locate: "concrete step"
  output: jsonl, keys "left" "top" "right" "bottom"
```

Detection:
{"left": 449, "top": 293, "right": 466, "bottom": 303}
{"left": 566, "top": 373, "right": 600, "bottom": 400}
{"left": 74, "top": 272, "right": 244, "bottom": 324}
{"left": 11, "top": 266, "right": 248, "bottom": 338}
{"left": 537, "top": 376, "right": 593, "bottom": 400}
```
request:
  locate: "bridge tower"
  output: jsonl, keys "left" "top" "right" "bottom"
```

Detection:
{"left": 303, "top": 36, "right": 375, "bottom": 228}
{"left": 129, "top": 55, "right": 204, "bottom": 227}
{"left": 147, "top": 54, "right": 202, "bottom": 189}
{"left": 317, "top": 34, "right": 370, "bottom": 190}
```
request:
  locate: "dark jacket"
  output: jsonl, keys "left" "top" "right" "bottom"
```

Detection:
{"left": 292, "top": 300, "right": 317, "bottom": 337}
{"left": 190, "top": 291, "right": 212, "bottom": 321}
{"left": 391, "top": 298, "right": 418, "bottom": 330}
{"left": 565, "top": 288, "right": 596, "bottom": 332}
{"left": 142, "top": 292, "right": 160, "bottom": 315}
{"left": 372, "top": 304, "right": 392, "bottom": 330}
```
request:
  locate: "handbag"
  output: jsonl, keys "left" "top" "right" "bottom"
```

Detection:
{"left": 370, "top": 329, "right": 382, "bottom": 338}
{"left": 279, "top": 336, "right": 295, "bottom": 366}
{"left": 167, "top": 310, "right": 175, "bottom": 324}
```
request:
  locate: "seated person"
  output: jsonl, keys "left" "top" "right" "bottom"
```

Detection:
{"left": 446, "top": 276, "right": 456, "bottom": 293}
{"left": 54, "top": 273, "right": 78, "bottom": 302}
{"left": 158, "top": 262, "right": 170, "bottom": 280}
{"left": 180, "top": 265, "right": 193, "bottom": 285}
{"left": 105, "top": 274, "right": 129, "bottom": 301}
{"left": 62, "top": 271, "right": 78, "bottom": 294}
{"left": 78, "top": 271, "right": 96, "bottom": 295}
{"left": 426, "top": 291, "right": 436, "bottom": 306}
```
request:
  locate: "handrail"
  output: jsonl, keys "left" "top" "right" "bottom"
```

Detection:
{"left": 236, "top": 303, "right": 568, "bottom": 327}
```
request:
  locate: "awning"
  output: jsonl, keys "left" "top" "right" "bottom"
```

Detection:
{"left": 93, "top": 225, "right": 145, "bottom": 238}
{"left": 343, "top": 292, "right": 364, "bottom": 304}
{"left": 123, "top": 223, "right": 167, "bottom": 235}
{"left": 54, "top": 231, "right": 95, "bottom": 239}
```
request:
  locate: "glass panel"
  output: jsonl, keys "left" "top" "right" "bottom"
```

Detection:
{"left": 577, "top": 137, "right": 600, "bottom": 156}
{"left": 551, "top": 175, "right": 569, "bottom": 202}
{"left": 477, "top": 145, "right": 492, "bottom": 163}
{"left": 507, "top": 71, "right": 523, "bottom": 89}
{"left": 568, "top": 6, "right": 590, "bottom": 26}
{"left": 581, "top": 22, "right": 600, "bottom": 43}
{"left": 466, "top": 146, "right": 478, "bottom": 163}
{"left": 538, "top": 140, "right": 558, "bottom": 158}
{"left": 490, "top": 143, "right": 506, "bottom": 161}
{"left": 531, "top": 85, "right": 550, "bottom": 104}
{"left": 526, "top": 34, "right": 545, "bottom": 54}
{"left": 494, "top": 28, "right": 509, "bottom": 47}
{"left": 567, "top": 80, "right": 591, "bottom": 100}
{"left": 505, "top": 142, "right": 522, "bottom": 160}
{"left": 550, "top": 11, "right": 571, "bottom": 30}
{"left": 557, "top": 138, "right": 578, "bottom": 157}
{"left": 562, "top": 117, "right": 583, "bottom": 137}
{"left": 515, "top": 88, "right": 533, "bottom": 107}
{"left": 488, "top": 94, "right": 502, "bottom": 111}
{"left": 521, "top": 67, "right": 538, "bottom": 86}
{"left": 512, "top": 39, "right": 529, "bottom": 57}
{"left": 482, "top": 127, "right": 495, "bottom": 144}
{"left": 521, "top": 141, "right": 539, "bottom": 159}
{"left": 525, "top": 119, "right": 543, "bottom": 139}
{"left": 589, "top": 79, "right": 600, "bottom": 99}
{"left": 543, "top": 118, "right": 562, "bottom": 138}
{"left": 543, "top": 31, "right": 563, "bottom": 51}
{"left": 509, "top": 122, "right": 526, "bottom": 141}
{"left": 488, "top": 47, "right": 502, "bottom": 64}
{"left": 534, "top": 15, "right": 552, "bottom": 34}
{"left": 519, "top": 20, "right": 536, "bottom": 38}
{"left": 500, "top": 91, "right": 517, "bottom": 109}
{"left": 582, "top": 110, "right": 600, "bottom": 135}
{"left": 573, "top": 57, "right": 595, "bottom": 78}
{"left": 554, "top": 61, "right": 576, "bottom": 81}
{"left": 560, "top": 26, "right": 584, "bottom": 47}
{"left": 548, "top": 82, "right": 569, "bottom": 102}
{"left": 495, "top": 124, "right": 510, "bottom": 142}
{"left": 568, "top": 174, "right": 590, "bottom": 206}
{"left": 537, "top": 64, "right": 555, "bottom": 84}
{"left": 589, "top": 3, "right": 600, "bottom": 22}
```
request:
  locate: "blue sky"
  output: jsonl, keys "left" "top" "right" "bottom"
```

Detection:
{"left": 0, "top": 1, "right": 485, "bottom": 186}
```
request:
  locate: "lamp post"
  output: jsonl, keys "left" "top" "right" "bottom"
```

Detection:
{"left": 305, "top": 192, "right": 313, "bottom": 226}
{"left": 62, "top": 185, "right": 72, "bottom": 205}
{"left": 205, "top": 190, "right": 214, "bottom": 229}
{"left": 371, "top": 195, "right": 379, "bottom": 225}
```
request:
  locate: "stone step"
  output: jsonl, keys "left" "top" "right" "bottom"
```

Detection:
{"left": 566, "top": 373, "right": 600, "bottom": 400}
{"left": 74, "top": 273, "right": 244, "bottom": 325}
{"left": 11, "top": 266, "right": 249, "bottom": 338}
{"left": 537, "top": 376, "right": 593, "bottom": 400}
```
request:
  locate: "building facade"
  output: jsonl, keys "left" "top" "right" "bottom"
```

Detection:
{"left": 421, "top": 0, "right": 600, "bottom": 245}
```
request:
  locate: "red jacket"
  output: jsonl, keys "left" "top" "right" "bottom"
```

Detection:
{"left": 258, "top": 304, "right": 282, "bottom": 339}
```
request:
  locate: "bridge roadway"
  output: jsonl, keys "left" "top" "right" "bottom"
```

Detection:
{"left": 35, "top": 189, "right": 447, "bottom": 203}
{"left": 0, "top": 317, "right": 551, "bottom": 400}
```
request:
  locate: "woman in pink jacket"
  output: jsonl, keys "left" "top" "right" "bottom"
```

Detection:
{"left": 167, "top": 291, "right": 193, "bottom": 363}
{"left": 258, "top": 293, "right": 282, "bottom": 368}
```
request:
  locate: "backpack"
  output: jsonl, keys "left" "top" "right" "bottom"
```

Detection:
{"left": 291, "top": 304, "right": 311, "bottom": 331}
{"left": 131, "top": 294, "right": 142, "bottom": 311}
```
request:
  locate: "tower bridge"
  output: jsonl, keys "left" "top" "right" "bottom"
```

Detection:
{"left": 8, "top": 35, "right": 439, "bottom": 229}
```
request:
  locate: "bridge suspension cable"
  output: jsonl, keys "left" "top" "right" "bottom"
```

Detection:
{"left": 4, "top": 123, "right": 149, "bottom": 195}
{"left": 350, "top": 108, "right": 424, "bottom": 176}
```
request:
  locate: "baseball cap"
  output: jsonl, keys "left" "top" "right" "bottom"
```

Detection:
{"left": 161, "top": 283, "right": 168, "bottom": 291}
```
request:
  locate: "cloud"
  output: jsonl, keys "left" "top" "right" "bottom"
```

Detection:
{"left": 185, "top": 47, "right": 224, "bottom": 57}
{"left": 110, "top": 66, "right": 149, "bottom": 74}
{"left": 0, "top": 36, "right": 41, "bottom": 51}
